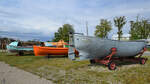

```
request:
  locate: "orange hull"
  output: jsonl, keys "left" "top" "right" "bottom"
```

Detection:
{"left": 33, "top": 46, "right": 78, "bottom": 56}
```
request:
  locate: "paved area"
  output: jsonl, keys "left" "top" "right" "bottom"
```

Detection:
{"left": 0, "top": 62, "right": 53, "bottom": 84}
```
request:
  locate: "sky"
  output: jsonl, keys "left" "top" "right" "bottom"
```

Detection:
{"left": 0, "top": 0, "right": 150, "bottom": 41}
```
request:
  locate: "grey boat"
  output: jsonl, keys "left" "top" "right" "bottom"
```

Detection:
{"left": 68, "top": 33, "right": 148, "bottom": 70}
{"left": 69, "top": 34, "right": 147, "bottom": 60}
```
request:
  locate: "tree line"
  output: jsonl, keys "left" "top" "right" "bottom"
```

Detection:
{"left": 53, "top": 16, "right": 150, "bottom": 42}
{"left": 95, "top": 16, "right": 150, "bottom": 40}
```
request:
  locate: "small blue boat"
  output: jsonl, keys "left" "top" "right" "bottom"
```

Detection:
{"left": 7, "top": 42, "right": 33, "bottom": 55}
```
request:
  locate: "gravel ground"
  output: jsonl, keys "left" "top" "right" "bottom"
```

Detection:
{"left": 143, "top": 51, "right": 150, "bottom": 56}
{"left": 0, "top": 62, "right": 54, "bottom": 84}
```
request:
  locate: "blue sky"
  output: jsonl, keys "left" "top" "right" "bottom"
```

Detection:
{"left": 0, "top": 0, "right": 150, "bottom": 41}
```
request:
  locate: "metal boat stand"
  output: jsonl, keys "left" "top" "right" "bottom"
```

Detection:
{"left": 90, "top": 47, "right": 147, "bottom": 70}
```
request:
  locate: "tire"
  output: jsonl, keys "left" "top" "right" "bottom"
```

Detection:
{"left": 108, "top": 61, "right": 116, "bottom": 70}
{"left": 90, "top": 59, "right": 96, "bottom": 64}
{"left": 140, "top": 58, "right": 146, "bottom": 65}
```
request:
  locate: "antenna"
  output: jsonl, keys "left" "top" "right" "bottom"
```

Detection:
{"left": 86, "top": 21, "right": 88, "bottom": 36}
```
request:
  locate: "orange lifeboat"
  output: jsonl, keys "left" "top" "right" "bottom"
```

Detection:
{"left": 33, "top": 46, "right": 67, "bottom": 56}
{"left": 33, "top": 40, "right": 79, "bottom": 56}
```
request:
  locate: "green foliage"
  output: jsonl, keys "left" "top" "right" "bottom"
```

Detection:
{"left": 147, "top": 47, "right": 150, "bottom": 51}
{"left": 53, "top": 24, "right": 75, "bottom": 42}
{"left": 114, "top": 16, "right": 126, "bottom": 40}
{"left": 129, "top": 16, "right": 150, "bottom": 40}
{"left": 95, "top": 19, "right": 112, "bottom": 38}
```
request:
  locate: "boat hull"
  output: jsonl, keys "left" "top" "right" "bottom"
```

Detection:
{"left": 73, "top": 35, "right": 147, "bottom": 60}
{"left": 6, "top": 45, "right": 33, "bottom": 53}
{"left": 33, "top": 46, "right": 78, "bottom": 56}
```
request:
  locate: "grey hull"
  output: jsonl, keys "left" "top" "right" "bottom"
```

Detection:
{"left": 69, "top": 34, "right": 147, "bottom": 60}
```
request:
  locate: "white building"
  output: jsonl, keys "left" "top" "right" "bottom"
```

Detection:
{"left": 147, "top": 39, "right": 150, "bottom": 46}
{"left": 112, "top": 34, "right": 131, "bottom": 40}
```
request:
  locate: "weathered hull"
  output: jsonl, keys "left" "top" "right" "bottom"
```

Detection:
{"left": 73, "top": 35, "right": 146, "bottom": 60}
{"left": 6, "top": 45, "right": 33, "bottom": 53}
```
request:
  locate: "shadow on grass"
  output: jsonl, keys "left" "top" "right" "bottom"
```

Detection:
{"left": 44, "top": 55, "right": 68, "bottom": 59}
{"left": 88, "top": 60, "right": 143, "bottom": 68}
{"left": 3, "top": 52, "right": 34, "bottom": 56}
{"left": 0, "top": 51, "right": 34, "bottom": 56}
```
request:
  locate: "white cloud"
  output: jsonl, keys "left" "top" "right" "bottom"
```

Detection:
{"left": 0, "top": 0, "right": 150, "bottom": 40}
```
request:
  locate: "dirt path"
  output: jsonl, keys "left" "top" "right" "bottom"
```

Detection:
{"left": 0, "top": 62, "right": 53, "bottom": 84}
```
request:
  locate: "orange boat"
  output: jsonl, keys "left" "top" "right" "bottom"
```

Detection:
{"left": 33, "top": 46, "right": 79, "bottom": 56}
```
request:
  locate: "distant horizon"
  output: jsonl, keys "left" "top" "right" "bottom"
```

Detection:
{"left": 0, "top": 30, "right": 53, "bottom": 41}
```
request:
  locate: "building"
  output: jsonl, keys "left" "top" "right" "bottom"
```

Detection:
{"left": 112, "top": 34, "right": 131, "bottom": 41}
{"left": 147, "top": 39, "right": 150, "bottom": 46}
{"left": 0, "top": 37, "right": 16, "bottom": 49}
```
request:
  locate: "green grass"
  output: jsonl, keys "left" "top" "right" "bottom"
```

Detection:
{"left": 0, "top": 52, "right": 150, "bottom": 84}
{"left": 147, "top": 47, "right": 150, "bottom": 51}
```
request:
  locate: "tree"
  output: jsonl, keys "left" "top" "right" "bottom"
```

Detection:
{"left": 129, "top": 21, "right": 138, "bottom": 40}
{"left": 114, "top": 16, "right": 126, "bottom": 40}
{"left": 129, "top": 16, "right": 150, "bottom": 40}
{"left": 95, "top": 19, "right": 112, "bottom": 38}
{"left": 53, "top": 24, "right": 75, "bottom": 42}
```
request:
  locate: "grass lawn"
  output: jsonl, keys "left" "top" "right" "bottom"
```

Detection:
{"left": 147, "top": 47, "right": 150, "bottom": 51}
{"left": 0, "top": 52, "right": 150, "bottom": 84}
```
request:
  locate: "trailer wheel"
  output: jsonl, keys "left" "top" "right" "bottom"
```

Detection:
{"left": 140, "top": 58, "right": 146, "bottom": 65}
{"left": 108, "top": 61, "right": 116, "bottom": 70}
{"left": 90, "top": 59, "right": 96, "bottom": 64}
